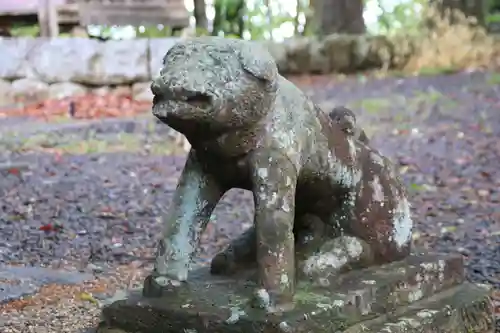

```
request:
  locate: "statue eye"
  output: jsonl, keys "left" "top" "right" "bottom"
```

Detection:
{"left": 163, "top": 45, "right": 186, "bottom": 65}
{"left": 209, "top": 55, "right": 224, "bottom": 67}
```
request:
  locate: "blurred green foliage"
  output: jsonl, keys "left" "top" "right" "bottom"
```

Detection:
{"left": 491, "top": 0, "right": 500, "bottom": 11}
{"left": 373, "top": 0, "right": 427, "bottom": 36}
{"left": 8, "top": 23, "right": 40, "bottom": 37}
{"left": 213, "top": 0, "right": 245, "bottom": 37}
{"left": 4, "top": 0, "right": 496, "bottom": 39}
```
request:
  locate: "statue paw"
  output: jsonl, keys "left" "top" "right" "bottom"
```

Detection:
{"left": 142, "top": 274, "right": 182, "bottom": 298}
{"left": 250, "top": 288, "right": 295, "bottom": 313}
{"left": 210, "top": 251, "right": 237, "bottom": 275}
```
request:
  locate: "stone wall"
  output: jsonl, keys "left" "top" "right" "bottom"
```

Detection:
{"left": 0, "top": 35, "right": 414, "bottom": 106}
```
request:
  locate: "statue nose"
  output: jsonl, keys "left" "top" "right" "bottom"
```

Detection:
{"left": 151, "top": 79, "right": 163, "bottom": 96}
{"left": 151, "top": 77, "right": 203, "bottom": 102}
{"left": 151, "top": 76, "right": 184, "bottom": 99}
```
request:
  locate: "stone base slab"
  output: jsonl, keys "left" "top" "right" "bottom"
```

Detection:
{"left": 345, "top": 283, "right": 495, "bottom": 333}
{"left": 97, "top": 253, "right": 494, "bottom": 333}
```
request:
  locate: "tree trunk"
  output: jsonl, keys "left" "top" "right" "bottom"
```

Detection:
{"left": 306, "top": 0, "right": 322, "bottom": 35}
{"left": 264, "top": 0, "right": 274, "bottom": 40}
{"left": 38, "top": 0, "right": 59, "bottom": 37}
{"left": 314, "top": 0, "right": 366, "bottom": 35}
{"left": 193, "top": 0, "right": 208, "bottom": 31}
{"left": 294, "top": 0, "right": 303, "bottom": 35}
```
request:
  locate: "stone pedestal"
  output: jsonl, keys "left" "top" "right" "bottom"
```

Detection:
{"left": 97, "top": 253, "right": 495, "bottom": 333}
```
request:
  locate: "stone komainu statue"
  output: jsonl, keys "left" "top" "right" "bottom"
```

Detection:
{"left": 144, "top": 37, "right": 413, "bottom": 313}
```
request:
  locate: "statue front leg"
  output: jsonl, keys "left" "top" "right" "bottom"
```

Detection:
{"left": 250, "top": 152, "right": 297, "bottom": 313}
{"left": 143, "top": 151, "right": 224, "bottom": 297}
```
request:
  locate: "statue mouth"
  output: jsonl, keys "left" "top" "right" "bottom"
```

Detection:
{"left": 152, "top": 92, "right": 214, "bottom": 129}
{"left": 183, "top": 92, "right": 212, "bottom": 108}
{"left": 153, "top": 90, "right": 212, "bottom": 109}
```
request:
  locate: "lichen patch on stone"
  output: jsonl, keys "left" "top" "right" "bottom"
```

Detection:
{"left": 390, "top": 197, "right": 413, "bottom": 248}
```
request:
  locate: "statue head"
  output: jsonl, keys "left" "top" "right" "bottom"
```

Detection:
{"left": 151, "top": 37, "right": 279, "bottom": 140}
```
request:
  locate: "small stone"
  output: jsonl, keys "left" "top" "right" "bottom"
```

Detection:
{"left": 92, "top": 86, "right": 111, "bottom": 96}
{"left": 283, "top": 37, "right": 312, "bottom": 74}
{"left": 132, "top": 82, "right": 153, "bottom": 102}
{"left": 112, "top": 85, "right": 132, "bottom": 96}
{"left": 279, "top": 321, "right": 293, "bottom": 332}
{"left": 477, "top": 189, "right": 489, "bottom": 197}
{"left": 10, "top": 78, "right": 49, "bottom": 104}
{"left": 0, "top": 79, "right": 13, "bottom": 106}
{"left": 225, "top": 307, "right": 245, "bottom": 324}
{"left": 252, "top": 288, "right": 270, "bottom": 309}
{"left": 48, "top": 82, "right": 87, "bottom": 100}
{"left": 87, "top": 263, "right": 104, "bottom": 273}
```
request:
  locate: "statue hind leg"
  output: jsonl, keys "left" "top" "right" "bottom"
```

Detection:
{"left": 210, "top": 214, "right": 330, "bottom": 276}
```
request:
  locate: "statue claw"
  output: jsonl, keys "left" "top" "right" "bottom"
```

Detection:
{"left": 250, "top": 288, "right": 295, "bottom": 314}
{"left": 142, "top": 274, "right": 182, "bottom": 298}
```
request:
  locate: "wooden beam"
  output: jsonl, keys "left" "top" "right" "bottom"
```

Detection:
{"left": 47, "top": 0, "right": 60, "bottom": 37}
{"left": 38, "top": 0, "right": 59, "bottom": 37}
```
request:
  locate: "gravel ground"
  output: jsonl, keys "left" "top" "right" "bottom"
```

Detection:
{"left": 0, "top": 71, "right": 499, "bottom": 332}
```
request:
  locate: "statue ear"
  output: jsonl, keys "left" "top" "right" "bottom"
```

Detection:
{"left": 238, "top": 42, "right": 278, "bottom": 92}
{"left": 329, "top": 107, "right": 357, "bottom": 134}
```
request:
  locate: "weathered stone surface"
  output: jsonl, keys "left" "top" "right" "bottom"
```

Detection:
{"left": 283, "top": 37, "right": 312, "bottom": 74}
{"left": 48, "top": 82, "right": 87, "bottom": 100}
{"left": 0, "top": 79, "right": 14, "bottom": 106}
{"left": 28, "top": 38, "right": 149, "bottom": 85}
{"left": 96, "top": 39, "right": 149, "bottom": 84}
{"left": 322, "top": 34, "right": 358, "bottom": 72}
{"left": 92, "top": 86, "right": 112, "bottom": 96}
{"left": 9, "top": 78, "right": 49, "bottom": 104}
{"left": 0, "top": 34, "right": 420, "bottom": 85}
{"left": 112, "top": 85, "right": 133, "bottom": 96}
{"left": 261, "top": 41, "right": 288, "bottom": 73}
{"left": 352, "top": 35, "right": 393, "bottom": 70}
{"left": 309, "top": 38, "right": 331, "bottom": 74}
{"left": 148, "top": 38, "right": 181, "bottom": 78}
{"left": 0, "top": 37, "right": 40, "bottom": 80}
{"left": 132, "top": 82, "right": 153, "bottom": 102}
{"left": 28, "top": 38, "right": 100, "bottom": 83}
{"left": 390, "top": 34, "right": 417, "bottom": 70}
{"left": 344, "top": 283, "right": 494, "bottom": 333}
{"left": 98, "top": 253, "right": 493, "bottom": 333}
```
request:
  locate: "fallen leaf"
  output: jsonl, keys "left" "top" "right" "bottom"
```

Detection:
{"left": 477, "top": 189, "right": 489, "bottom": 197}
{"left": 440, "top": 226, "right": 457, "bottom": 233}
{"left": 78, "top": 292, "right": 99, "bottom": 305}
{"left": 39, "top": 223, "right": 63, "bottom": 232}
